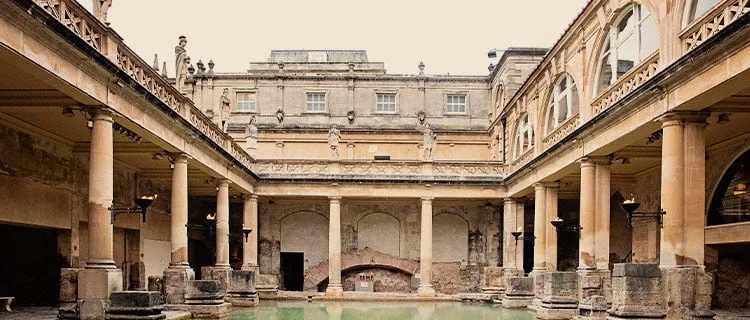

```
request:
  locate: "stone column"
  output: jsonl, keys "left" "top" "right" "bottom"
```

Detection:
{"left": 242, "top": 194, "right": 259, "bottom": 271}
{"left": 170, "top": 154, "right": 190, "bottom": 268}
{"left": 163, "top": 153, "right": 195, "bottom": 305}
{"left": 418, "top": 197, "right": 436, "bottom": 297}
{"left": 683, "top": 120, "right": 706, "bottom": 266}
{"left": 594, "top": 159, "right": 611, "bottom": 270}
{"left": 514, "top": 202, "right": 525, "bottom": 270}
{"left": 78, "top": 109, "right": 122, "bottom": 319}
{"left": 544, "top": 183, "right": 559, "bottom": 272}
{"left": 215, "top": 180, "right": 231, "bottom": 268}
{"left": 326, "top": 196, "right": 343, "bottom": 297}
{"left": 659, "top": 117, "right": 685, "bottom": 267}
{"left": 579, "top": 159, "right": 597, "bottom": 270}
{"left": 532, "top": 183, "right": 547, "bottom": 272}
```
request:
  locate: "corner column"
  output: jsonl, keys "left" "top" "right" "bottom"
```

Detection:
{"left": 578, "top": 159, "right": 597, "bottom": 270}
{"left": 418, "top": 196, "right": 436, "bottom": 297}
{"left": 78, "top": 109, "right": 123, "bottom": 319}
{"left": 326, "top": 196, "right": 343, "bottom": 297}
{"left": 594, "top": 159, "right": 611, "bottom": 270}
{"left": 532, "top": 183, "right": 547, "bottom": 272}
{"left": 659, "top": 116, "right": 685, "bottom": 267}
{"left": 503, "top": 198, "right": 522, "bottom": 270}
{"left": 242, "top": 194, "right": 259, "bottom": 271}
{"left": 163, "top": 153, "right": 195, "bottom": 305}
{"left": 215, "top": 180, "right": 231, "bottom": 268}
{"left": 544, "top": 182, "right": 560, "bottom": 272}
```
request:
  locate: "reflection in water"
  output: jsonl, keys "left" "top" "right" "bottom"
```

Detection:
{"left": 223, "top": 300, "right": 534, "bottom": 320}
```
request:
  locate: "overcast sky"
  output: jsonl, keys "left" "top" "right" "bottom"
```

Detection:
{"left": 80, "top": 0, "right": 589, "bottom": 76}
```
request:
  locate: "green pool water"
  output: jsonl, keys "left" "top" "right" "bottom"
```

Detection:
{"left": 221, "top": 300, "right": 535, "bottom": 320}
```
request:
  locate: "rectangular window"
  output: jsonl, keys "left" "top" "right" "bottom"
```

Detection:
{"left": 236, "top": 92, "right": 256, "bottom": 112}
{"left": 376, "top": 93, "right": 397, "bottom": 113}
{"left": 306, "top": 93, "right": 326, "bottom": 112}
{"left": 446, "top": 94, "right": 466, "bottom": 113}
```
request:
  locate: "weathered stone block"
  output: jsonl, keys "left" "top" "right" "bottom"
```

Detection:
{"left": 60, "top": 268, "right": 80, "bottom": 303}
{"left": 501, "top": 276, "right": 534, "bottom": 309}
{"left": 613, "top": 263, "right": 662, "bottom": 277}
{"left": 201, "top": 266, "right": 232, "bottom": 294}
{"left": 163, "top": 267, "right": 194, "bottom": 305}
{"left": 661, "top": 267, "right": 714, "bottom": 320}
{"left": 226, "top": 270, "right": 258, "bottom": 307}
{"left": 537, "top": 272, "right": 578, "bottom": 320}
{"left": 107, "top": 291, "right": 166, "bottom": 320}
{"left": 608, "top": 263, "right": 665, "bottom": 319}
{"left": 185, "top": 280, "right": 224, "bottom": 304}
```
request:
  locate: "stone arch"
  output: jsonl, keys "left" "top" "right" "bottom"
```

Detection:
{"left": 304, "top": 248, "right": 419, "bottom": 291}
{"left": 587, "top": 0, "right": 662, "bottom": 97}
{"left": 541, "top": 72, "right": 581, "bottom": 136}
{"left": 707, "top": 148, "right": 750, "bottom": 225}
{"left": 433, "top": 211, "right": 469, "bottom": 263}
{"left": 279, "top": 210, "right": 328, "bottom": 271}
{"left": 356, "top": 212, "right": 401, "bottom": 257}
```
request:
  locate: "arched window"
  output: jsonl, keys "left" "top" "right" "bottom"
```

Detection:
{"left": 545, "top": 73, "right": 579, "bottom": 134}
{"left": 494, "top": 84, "right": 505, "bottom": 115}
{"left": 686, "top": 0, "right": 721, "bottom": 23}
{"left": 596, "top": 3, "right": 658, "bottom": 94}
{"left": 708, "top": 150, "right": 750, "bottom": 226}
{"left": 514, "top": 114, "right": 533, "bottom": 158}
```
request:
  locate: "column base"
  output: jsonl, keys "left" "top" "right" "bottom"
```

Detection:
{"left": 529, "top": 269, "right": 547, "bottom": 311}
{"left": 537, "top": 272, "right": 579, "bottom": 320}
{"left": 201, "top": 266, "right": 232, "bottom": 296}
{"left": 240, "top": 264, "right": 259, "bottom": 272}
{"left": 325, "top": 284, "right": 344, "bottom": 297}
{"left": 164, "top": 267, "right": 195, "bottom": 305}
{"left": 609, "top": 264, "right": 666, "bottom": 319}
{"left": 661, "top": 266, "right": 714, "bottom": 320}
{"left": 417, "top": 285, "right": 436, "bottom": 298}
{"left": 77, "top": 268, "right": 123, "bottom": 320}
{"left": 501, "top": 276, "right": 534, "bottom": 309}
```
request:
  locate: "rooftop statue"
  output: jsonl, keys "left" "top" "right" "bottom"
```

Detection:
{"left": 175, "top": 36, "right": 189, "bottom": 92}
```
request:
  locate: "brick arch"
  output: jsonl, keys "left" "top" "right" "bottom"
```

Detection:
{"left": 303, "top": 248, "right": 419, "bottom": 290}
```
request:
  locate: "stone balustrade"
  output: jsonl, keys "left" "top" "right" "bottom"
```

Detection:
{"left": 542, "top": 113, "right": 580, "bottom": 149}
{"left": 682, "top": 0, "right": 749, "bottom": 52}
{"left": 252, "top": 159, "right": 508, "bottom": 181}
{"left": 591, "top": 53, "right": 660, "bottom": 116}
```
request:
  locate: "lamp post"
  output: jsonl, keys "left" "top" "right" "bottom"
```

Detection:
{"left": 109, "top": 195, "right": 157, "bottom": 223}
{"left": 550, "top": 217, "right": 583, "bottom": 234}
{"left": 619, "top": 199, "right": 667, "bottom": 227}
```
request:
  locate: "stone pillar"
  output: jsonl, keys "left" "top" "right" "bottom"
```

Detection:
{"left": 326, "top": 196, "right": 343, "bottom": 297}
{"left": 658, "top": 112, "right": 712, "bottom": 319}
{"left": 594, "top": 159, "right": 611, "bottom": 271}
{"left": 418, "top": 196, "right": 436, "bottom": 297}
{"left": 163, "top": 154, "right": 196, "bottom": 306}
{"left": 537, "top": 272, "right": 579, "bottom": 319}
{"left": 216, "top": 180, "right": 231, "bottom": 268}
{"left": 608, "top": 264, "right": 665, "bottom": 319}
{"left": 242, "top": 194, "right": 259, "bottom": 271}
{"left": 659, "top": 117, "right": 685, "bottom": 267}
{"left": 503, "top": 198, "right": 521, "bottom": 270}
{"left": 545, "top": 182, "right": 560, "bottom": 272}
{"left": 579, "top": 159, "right": 597, "bottom": 271}
{"left": 532, "top": 183, "right": 547, "bottom": 272}
{"left": 78, "top": 109, "right": 123, "bottom": 319}
{"left": 515, "top": 202, "right": 525, "bottom": 270}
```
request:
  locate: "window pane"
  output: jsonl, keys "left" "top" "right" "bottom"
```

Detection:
{"left": 616, "top": 33, "right": 637, "bottom": 77}
{"left": 693, "top": 0, "right": 720, "bottom": 20}
{"left": 598, "top": 53, "right": 614, "bottom": 93}
{"left": 570, "top": 84, "right": 579, "bottom": 115}
{"left": 617, "top": 9, "right": 635, "bottom": 34}
{"left": 558, "top": 95, "right": 569, "bottom": 123}
{"left": 547, "top": 104, "right": 556, "bottom": 133}
{"left": 640, "top": 14, "right": 658, "bottom": 58}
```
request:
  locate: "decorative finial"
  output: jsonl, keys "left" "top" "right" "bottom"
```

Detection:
{"left": 152, "top": 54, "right": 160, "bottom": 71}
{"left": 418, "top": 61, "right": 425, "bottom": 75}
{"left": 207, "top": 60, "right": 215, "bottom": 75}
{"left": 195, "top": 59, "right": 205, "bottom": 76}
{"left": 161, "top": 62, "right": 167, "bottom": 77}
{"left": 187, "top": 63, "right": 195, "bottom": 75}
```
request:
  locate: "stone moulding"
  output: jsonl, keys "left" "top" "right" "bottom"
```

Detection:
{"left": 682, "top": 0, "right": 749, "bottom": 52}
{"left": 542, "top": 113, "right": 580, "bottom": 150}
{"left": 591, "top": 53, "right": 660, "bottom": 116}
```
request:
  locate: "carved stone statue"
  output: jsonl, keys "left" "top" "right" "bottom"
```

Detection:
{"left": 245, "top": 115, "right": 258, "bottom": 156}
{"left": 422, "top": 123, "right": 437, "bottom": 161}
{"left": 220, "top": 88, "right": 231, "bottom": 131}
{"left": 93, "top": 0, "right": 112, "bottom": 22}
{"left": 327, "top": 124, "right": 342, "bottom": 159}
{"left": 175, "top": 36, "right": 189, "bottom": 92}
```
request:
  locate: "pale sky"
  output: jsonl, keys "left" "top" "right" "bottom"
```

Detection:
{"left": 80, "top": 0, "right": 589, "bottom": 76}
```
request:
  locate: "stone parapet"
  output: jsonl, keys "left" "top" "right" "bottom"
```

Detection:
{"left": 537, "top": 272, "right": 578, "bottom": 320}
{"left": 501, "top": 276, "right": 534, "bottom": 309}
{"left": 608, "top": 263, "right": 665, "bottom": 319}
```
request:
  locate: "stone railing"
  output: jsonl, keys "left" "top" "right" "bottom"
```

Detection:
{"left": 510, "top": 149, "right": 534, "bottom": 172}
{"left": 682, "top": 0, "right": 749, "bottom": 52}
{"left": 31, "top": 0, "right": 256, "bottom": 172}
{"left": 542, "top": 113, "right": 580, "bottom": 149}
{"left": 252, "top": 160, "right": 508, "bottom": 182}
{"left": 34, "top": 0, "right": 105, "bottom": 51}
{"left": 590, "top": 53, "right": 660, "bottom": 116}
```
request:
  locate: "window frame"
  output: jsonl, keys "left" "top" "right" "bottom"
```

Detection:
{"left": 544, "top": 73, "right": 579, "bottom": 135}
{"left": 235, "top": 91, "right": 257, "bottom": 113}
{"left": 445, "top": 93, "right": 468, "bottom": 114}
{"left": 374, "top": 91, "right": 398, "bottom": 114}
{"left": 305, "top": 91, "right": 328, "bottom": 113}
{"left": 683, "top": 0, "right": 722, "bottom": 26}
{"left": 595, "top": 3, "right": 657, "bottom": 95}
{"left": 514, "top": 113, "right": 534, "bottom": 159}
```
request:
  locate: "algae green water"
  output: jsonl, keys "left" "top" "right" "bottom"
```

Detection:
{"left": 222, "top": 300, "right": 535, "bottom": 320}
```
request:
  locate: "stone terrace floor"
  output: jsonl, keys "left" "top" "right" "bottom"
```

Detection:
{"left": 716, "top": 309, "right": 750, "bottom": 319}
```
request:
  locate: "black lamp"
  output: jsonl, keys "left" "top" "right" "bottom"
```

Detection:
{"left": 550, "top": 217, "right": 582, "bottom": 234}
{"left": 619, "top": 198, "right": 666, "bottom": 227}
{"left": 109, "top": 195, "right": 157, "bottom": 223}
{"left": 242, "top": 225, "right": 253, "bottom": 242}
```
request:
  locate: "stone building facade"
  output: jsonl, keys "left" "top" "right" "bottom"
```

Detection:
{"left": 0, "top": 0, "right": 749, "bottom": 319}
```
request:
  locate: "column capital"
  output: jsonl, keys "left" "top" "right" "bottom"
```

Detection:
{"left": 657, "top": 111, "right": 710, "bottom": 125}
{"left": 533, "top": 182, "right": 547, "bottom": 191}
{"left": 420, "top": 196, "right": 434, "bottom": 201}
{"left": 503, "top": 197, "right": 518, "bottom": 204}
{"left": 329, "top": 196, "right": 342, "bottom": 201}
{"left": 85, "top": 106, "right": 115, "bottom": 120}
{"left": 534, "top": 181, "right": 560, "bottom": 189}
{"left": 169, "top": 153, "right": 191, "bottom": 164}
{"left": 579, "top": 156, "right": 612, "bottom": 166}
{"left": 217, "top": 179, "right": 231, "bottom": 187}
{"left": 242, "top": 193, "right": 259, "bottom": 201}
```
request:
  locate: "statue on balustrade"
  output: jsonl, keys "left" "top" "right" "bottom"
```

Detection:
{"left": 220, "top": 88, "right": 231, "bottom": 132}
{"left": 175, "top": 36, "right": 189, "bottom": 92}
{"left": 93, "top": 0, "right": 112, "bottom": 23}
{"left": 245, "top": 115, "right": 258, "bottom": 156}
{"left": 422, "top": 122, "right": 437, "bottom": 161}
{"left": 328, "top": 124, "right": 342, "bottom": 159}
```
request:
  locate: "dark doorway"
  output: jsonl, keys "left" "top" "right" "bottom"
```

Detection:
{"left": 0, "top": 224, "right": 61, "bottom": 306}
{"left": 280, "top": 252, "right": 304, "bottom": 291}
